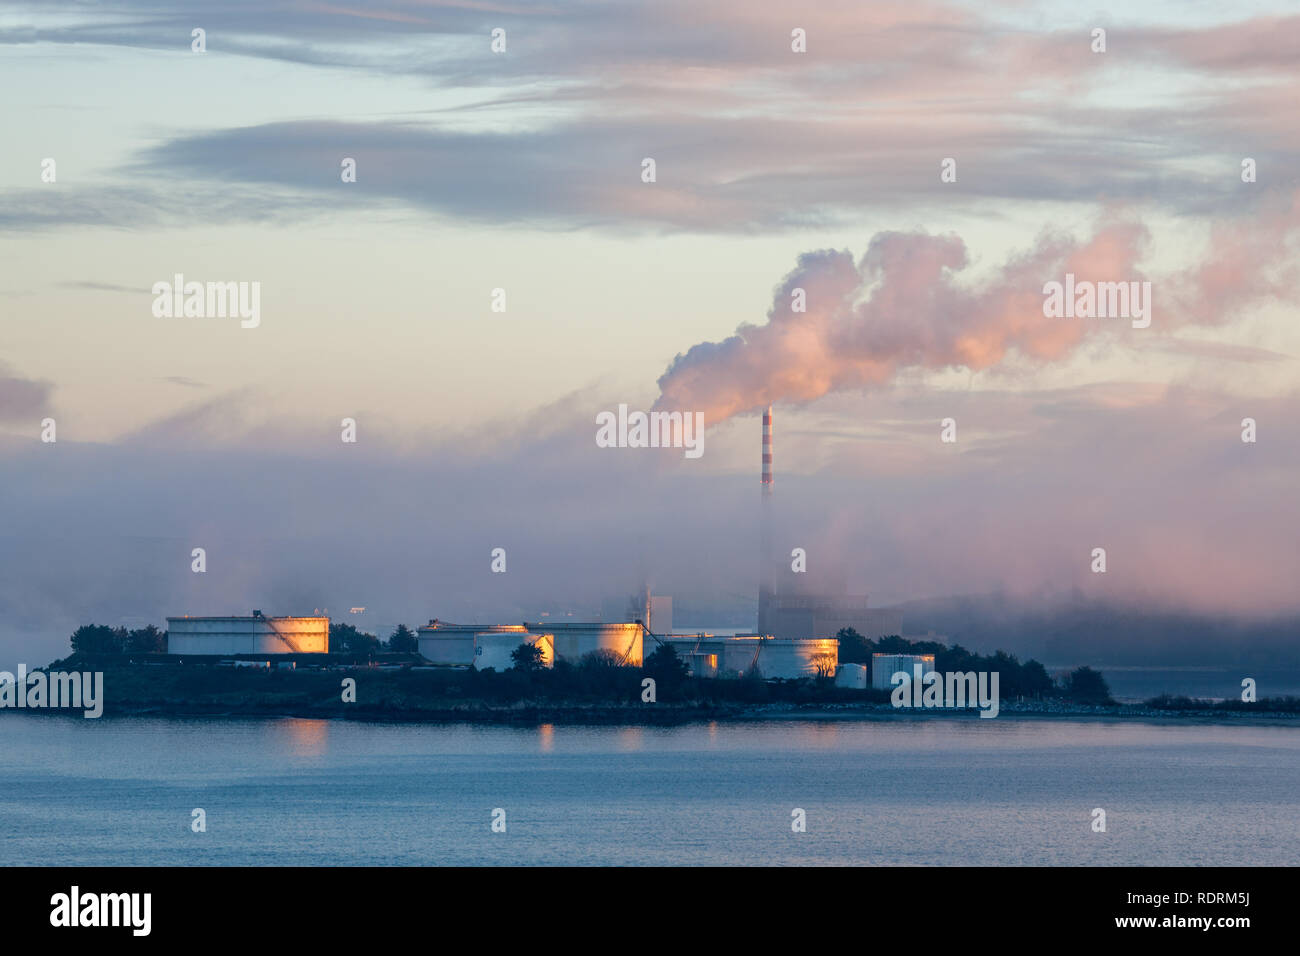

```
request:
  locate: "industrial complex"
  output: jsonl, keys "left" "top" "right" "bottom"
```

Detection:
{"left": 161, "top": 407, "right": 924, "bottom": 683}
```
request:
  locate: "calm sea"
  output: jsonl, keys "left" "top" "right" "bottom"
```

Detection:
{"left": 1, "top": 714, "right": 1295, "bottom": 865}
{"left": 1088, "top": 667, "right": 1300, "bottom": 703}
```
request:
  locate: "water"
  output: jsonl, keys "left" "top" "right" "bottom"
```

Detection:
{"left": 1091, "top": 667, "right": 1300, "bottom": 703}
{"left": 1, "top": 713, "right": 1296, "bottom": 865}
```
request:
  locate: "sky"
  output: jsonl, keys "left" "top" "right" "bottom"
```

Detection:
{"left": 1, "top": 0, "right": 1298, "bottom": 663}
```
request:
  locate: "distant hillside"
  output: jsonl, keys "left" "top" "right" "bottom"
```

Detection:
{"left": 895, "top": 592, "right": 1300, "bottom": 668}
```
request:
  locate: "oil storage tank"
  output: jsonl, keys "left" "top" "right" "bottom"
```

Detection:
{"left": 871, "top": 653, "right": 935, "bottom": 690}
{"left": 835, "top": 662, "right": 868, "bottom": 689}
{"left": 475, "top": 630, "right": 554, "bottom": 671}
{"left": 417, "top": 622, "right": 526, "bottom": 667}
{"left": 529, "top": 622, "right": 642, "bottom": 666}
{"left": 754, "top": 637, "right": 838, "bottom": 679}
{"left": 167, "top": 613, "right": 329, "bottom": 655}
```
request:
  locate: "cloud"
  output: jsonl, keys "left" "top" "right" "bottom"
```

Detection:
{"left": 161, "top": 375, "right": 209, "bottom": 388}
{"left": 0, "top": 363, "right": 53, "bottom": 423}
{"left": 59, "top": 280, "right": 143, "bottom": 294}
{"left": 0, "top": 182, "right": 336, "bottom": 234}
{"left": 3, "top": 5, "right": 1300, "bottom": 231}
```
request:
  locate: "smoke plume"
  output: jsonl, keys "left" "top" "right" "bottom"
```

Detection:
{"left": 655, "top": 201, "right": 1299, "bottom": 423}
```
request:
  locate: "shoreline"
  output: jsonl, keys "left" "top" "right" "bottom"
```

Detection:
{"left": 5, "top": 699, "right": 1298, "bottom": 728}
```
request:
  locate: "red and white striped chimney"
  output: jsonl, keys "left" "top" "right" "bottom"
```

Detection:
{"left": 759, "top": 405, "right": 775, "bottom": 622}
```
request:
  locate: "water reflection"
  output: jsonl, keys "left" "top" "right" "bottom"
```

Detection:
{"left": 270, "top": 718, "right": 330, "bottom": 757}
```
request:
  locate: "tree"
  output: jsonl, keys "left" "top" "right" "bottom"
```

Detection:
{"left": 70, "top": 624, "right": 125, "bottom": 655}
{"left": 510, "top": 642, "right": 546, "bottom": 673}
{"left": 386, "top": 624, "right": 417, "bottom": 653}
{"left": 643, "top": 643, "right": 690, "bottom": 684}
{"left": 1020, "top": 660, "right": 1054, "bottom": 698}
{"left": 126, "top": 625, "right": 166, "bottom": 654}
{"left": 873, "top": 634, "right": 912, "bottom": 653}
{"left": 1060, "top": 666, "right": 1113, "bottom": 704}
{"left": 580, "top": 648, "right": 625, "bottom": 670}
{"left": 329, "top": 622, "right": 380, "bottom": 656}
{"left": 836, "top": 627, "right": 872, "bottom": 664}
{"left": 810, "top": 651, "right": 837, "bottom": 679}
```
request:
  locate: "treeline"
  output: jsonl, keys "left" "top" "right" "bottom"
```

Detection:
{"left": 837, "top": 629, "right": 1113, "bottom": 703}
{"left": 70, "top": 624, "right": 166, "bottom": 655}
{"left": 328, "top": 623, "right": 418, "bottom": 655}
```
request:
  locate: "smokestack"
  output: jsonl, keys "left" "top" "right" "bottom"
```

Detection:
{"left": 759, "top": 405, "right": 774, "bottom": 629}
{"left": 761, "top": 405, "right": 773, "bottom": 498}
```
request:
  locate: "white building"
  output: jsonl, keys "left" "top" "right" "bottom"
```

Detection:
{"left": 166, "top": 612, "right": 329, "bottom": 656}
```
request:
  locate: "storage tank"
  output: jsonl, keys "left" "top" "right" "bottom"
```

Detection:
{"left": 871, "top": 653, "right": 935, "bottom": 690}
{"left": 167, "top": 614, "right": 329, "bottom": 655}
{"left": 474, "top": 631, "right": 554, "bottom": 671}
{"left": 529, "top": 622, "right": 642, "bottom": 666}
{"left": 835, "top": 662, "right": 868, "bottom": 689}
{"left": 417, "top": 622, "right": 525, "bottom": 667}
{"left": 753, "top": 638, "right": 838, "bottom": 679}
{"left": 721, "top": 638, "right": 763, "bottom": 677}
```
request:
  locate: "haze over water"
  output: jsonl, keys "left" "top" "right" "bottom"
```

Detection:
{"left": 2, "top": 715, "right": 1295, "bottom": 866}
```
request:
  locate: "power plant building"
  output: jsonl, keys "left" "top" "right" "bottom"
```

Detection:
{"left": 166, "top": 612, "right": 329, "bottom": 656}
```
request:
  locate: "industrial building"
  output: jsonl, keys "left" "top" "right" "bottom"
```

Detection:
{"left": 760, "top": 592, "right": 904, "bottom": 642}
{"left": 601, "top": 589, "right": 672, "bottom": 634}
{"left": 871, "top": 653, "right": 935, "bottom": 690}
{"left": 166, "top": 611, "right": 329, "bottom": 656}
{"left": 415, "top": 618, "right": 832, "bottom": 679}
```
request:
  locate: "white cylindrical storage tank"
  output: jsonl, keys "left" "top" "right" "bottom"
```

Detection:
{"left": 721, "top": 638, "right": 762, "bottom": 677}
{"left": 835, "top": 662, "right": 868, "bottom": 689}
{"left": 754, "top": 638, "right": 838, "bottom": 679}
{"left": 254, "top": 617, "right": 329, "bottom": 654}
{"left": 417, "top": 622, "right": 525, "bottom": 667}
{"left": 166, "top": 615, "right": 329, "bottom": 655}
{"left": 474, "top": 631, "right": 553, "bottom": 671}
{"left": 646, "top": 636, "right": 713, "bottom": 677}
{"left": 871, "top": 653, "right": 935, "bottom": 690}
{"left": 529, "top": 622, "right": 643, "bottom": 666}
